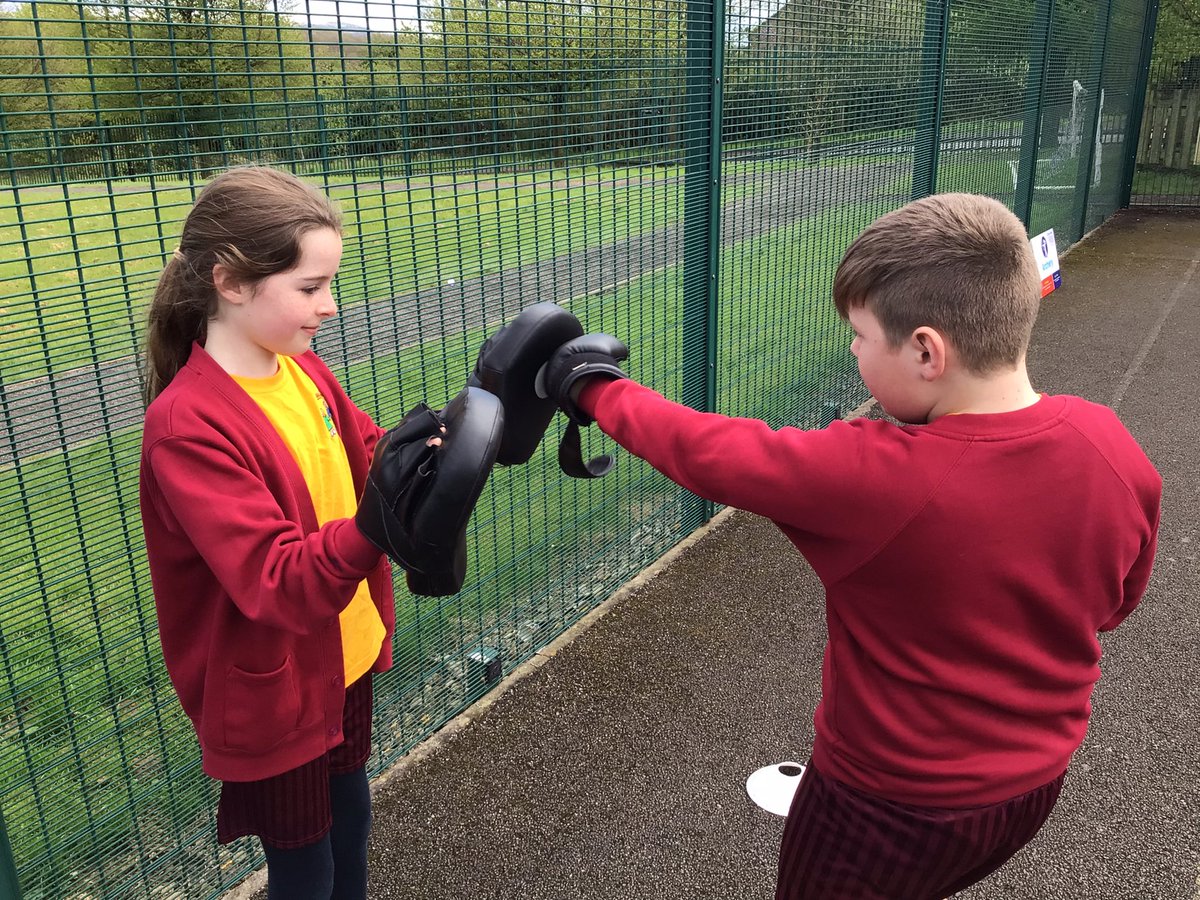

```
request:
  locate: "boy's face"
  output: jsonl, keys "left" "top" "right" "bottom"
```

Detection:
{"left": 847, "top": 305, "right": 931, "bottom": 424}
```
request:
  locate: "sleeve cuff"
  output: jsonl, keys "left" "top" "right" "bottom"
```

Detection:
{"left": 578, "top": 378, "right": 615, "bottom": 420}
{"left": 331, "top": 518, "right": 385, "bottom": 574}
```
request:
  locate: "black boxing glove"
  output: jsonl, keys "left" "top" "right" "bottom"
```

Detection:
{"left": 534, "top": 333, "right": 629, "bottom": 427}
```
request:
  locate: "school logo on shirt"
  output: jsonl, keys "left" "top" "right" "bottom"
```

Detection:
{"left": 319, "top": 395, "right": 338, "bottom": 438}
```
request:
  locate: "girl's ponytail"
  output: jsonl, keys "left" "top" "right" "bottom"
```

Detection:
{"left": 142, "top": 253, "right": 211, "bottom": 405}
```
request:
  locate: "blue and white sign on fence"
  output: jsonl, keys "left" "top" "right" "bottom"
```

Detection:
{"left": 1031, "top": 228, "right": 1062, "bottom": 297}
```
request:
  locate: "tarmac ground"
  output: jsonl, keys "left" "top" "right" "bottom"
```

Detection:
{"left": 239, "top": 207, "right": 1200, "bottom": 900}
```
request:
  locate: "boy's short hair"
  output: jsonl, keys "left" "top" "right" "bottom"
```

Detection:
{"left": 832, "top": 193, "right": 1041, "bottom": 374}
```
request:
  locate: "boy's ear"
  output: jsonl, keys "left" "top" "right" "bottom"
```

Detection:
{"left": 910, "top": 326, "right": 948, "bottom": 380}
{"left": 212, "top": 263, "right": 249, "bottom": 306}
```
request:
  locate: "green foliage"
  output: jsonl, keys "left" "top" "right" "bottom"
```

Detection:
{"left": 0, "top": 1, "right": 323, "bottom": 177}
{"left": 1150, "top": 0, "right": 1200, "bottom": 85}
{"left": 0, "top": 0, "right": 1170, "bottom": 186}
{"left": 723, "top": 1, "right": 924, "bottom": 150}
{"left": 0, "top": 0, "right": 693, "bottom": 183}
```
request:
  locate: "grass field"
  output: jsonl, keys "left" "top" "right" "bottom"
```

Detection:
{"left": 0, "top": 165, "right": 686, "bottom": 384}
{"left": 0, "top": 154, "right": 866, "bottom": 388}
{"left": 0, "top": 150, "right": 875, "bottom": 895}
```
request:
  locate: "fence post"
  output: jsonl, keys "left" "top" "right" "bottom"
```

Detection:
{"left": 1120, "top": 0, "right": 1161, "bottom": 207}
{"left": 397, "top": 80, "right": 415, "bottom": 180}
{"left": 1075, "top": 0, "right": 1114, "bottom": 237}
{"left": 1015, "top": 0, "right": 1055, "bottom": 228}
{"left": 0, "top": 809, "right": 21, "bottom": 900}
{"left": 681, "top": 0, "right": 725, "bottom": 526}
{"left": 912, "top": 0, "right": 950, "bottom": 200}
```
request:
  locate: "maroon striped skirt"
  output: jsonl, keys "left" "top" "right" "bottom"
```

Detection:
{"left": 776, "top": 759, "right": 1065, "bottom": 900}
{"left": 216, "top": 673, "right": 373, "bottom": 849}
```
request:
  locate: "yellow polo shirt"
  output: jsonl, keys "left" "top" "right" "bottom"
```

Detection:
{"left": 233, "top": 355, "right": 385, "bottom": 685}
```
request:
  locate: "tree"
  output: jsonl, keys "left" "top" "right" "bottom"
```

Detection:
{"left": 1151, "top": 0, "right": 1200, "bottom": 86}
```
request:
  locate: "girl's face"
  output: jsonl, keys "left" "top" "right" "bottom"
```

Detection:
{"left": 221, "top": 227, "right": 343, "bottom": 368}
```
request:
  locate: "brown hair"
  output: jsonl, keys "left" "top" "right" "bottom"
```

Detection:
{"left": 832, "top": 193, "right": 1041, "bottom": 374}
{"left": 142, "top": 166, "right": 342, "bottom": 404}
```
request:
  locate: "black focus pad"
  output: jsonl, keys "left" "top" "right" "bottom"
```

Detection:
{"left": 358, "top": 386, "right": 504, "bottom": 597}
{"left": 468, "top": 301, "right": 583, "bottom": 465}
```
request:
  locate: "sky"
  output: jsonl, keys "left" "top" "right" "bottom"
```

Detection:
{"left": 279, "top": 0, "right": 783, "bottom": 37}
{"left": 276, "top": 0, "right": 423, "bottom": 30}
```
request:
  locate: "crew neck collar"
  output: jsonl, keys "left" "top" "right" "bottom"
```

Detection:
{"left": 230, "top": 356, "right": 286, "bottom": 393}
{"left": 917, "top": 394, "right": 1069, "bottom": 439}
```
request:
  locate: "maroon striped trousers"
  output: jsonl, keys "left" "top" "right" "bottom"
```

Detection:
{"left": 776, "top": 760, "right": 1064, "bottom": 900}
{"left": 217, "top": 673, "right": 374, "bottom": 849}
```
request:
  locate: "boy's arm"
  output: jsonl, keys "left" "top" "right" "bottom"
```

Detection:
{"left": 1098, "top": 506, "right": 1161, "bottom": 632}
{"left": 576, "top": 377, "right": 874, "bottom": 532}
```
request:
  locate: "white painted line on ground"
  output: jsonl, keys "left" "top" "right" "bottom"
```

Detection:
{"left": 1111, "top": 253, "right": 1199, "bottom": 412}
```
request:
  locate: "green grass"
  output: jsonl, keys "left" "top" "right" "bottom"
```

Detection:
{"left": 0, "top": 164, "right": 685, "bottom": 384}
{"left": 937, "top": 151, "right": 1020, "bottom": 197}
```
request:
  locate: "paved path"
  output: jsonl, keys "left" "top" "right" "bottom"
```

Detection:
{"left": 238, "top": 208, "right": 1198, "bottom": 900}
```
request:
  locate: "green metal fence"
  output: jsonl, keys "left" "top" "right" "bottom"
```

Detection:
{"left": 0, "top": 0, "right": 1161, "bottom": 896}
{"left": 1129, "top": 0, "right": 1200, "bottom": 205}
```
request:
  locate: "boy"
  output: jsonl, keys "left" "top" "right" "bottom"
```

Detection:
{"left": 534, "top": 194, "right": 1162, "bottom": 898}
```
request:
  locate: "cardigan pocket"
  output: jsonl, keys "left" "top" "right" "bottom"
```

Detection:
{"left": 222, "top": 656, "right": 302, "bottom": 753}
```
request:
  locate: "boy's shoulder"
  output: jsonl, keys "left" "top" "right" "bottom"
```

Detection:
{"left": 1055, "top": 393, "right": 1161, "bottom": 493}
{"left": 1055, "top": 394, "right": 1154, "bottom": 460}
{"left": 843, "top": 393, "right": 1158, "bottom": 489}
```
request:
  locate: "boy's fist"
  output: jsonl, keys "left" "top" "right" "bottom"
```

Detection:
{"left": 535, "top": 333, "right": 629, "bottom": 425}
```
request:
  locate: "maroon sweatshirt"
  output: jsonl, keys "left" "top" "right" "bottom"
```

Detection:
{"left": 580, "top": 379, "right": 1161, "bottom": 806}
{"left": 140, "top": 343, "right": 392, "bottom": 782}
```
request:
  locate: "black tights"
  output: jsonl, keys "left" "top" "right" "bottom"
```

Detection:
{"left": 262, "top": 767, "right": 372, "bottom": 900}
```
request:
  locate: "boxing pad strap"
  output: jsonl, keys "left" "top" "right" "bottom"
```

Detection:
{"left": 556, "top": 423, "right": 615, "bottom": 479}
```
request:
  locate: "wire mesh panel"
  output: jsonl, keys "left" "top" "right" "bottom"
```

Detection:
{"left": 718, "top": 0, "right": 924, "bottom": 431}
{"left": 937, "top": 0, "right": 1034, "bottom": 208}
{"left": 1130, "top": 0, "right": 1200, "bottom": 205}
{"left": 1027, "top": 0, "right": 1109, "bottom": 244}
{"left": 1086, "top": 0, "right": 1149, "bottom": 230}
{"left": 0, "top": 1, "right": 702, "bottom": 896}
{"left": 0, "top": 0, "right": 1165, "bottom": 897}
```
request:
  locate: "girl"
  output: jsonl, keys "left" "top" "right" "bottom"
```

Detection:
{"left": 139, "top": 166, "right": 415, "bottom": 899}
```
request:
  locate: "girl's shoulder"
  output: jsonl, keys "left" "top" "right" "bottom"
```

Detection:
{"left": 142, "top": 359, "right": 250, "bottom": 447}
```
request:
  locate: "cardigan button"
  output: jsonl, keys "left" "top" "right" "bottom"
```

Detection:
{"left": 327, "top": 726, "right": 339, "bottom": 737}
{"left": 331, "top": 675, "right": 342, "bottom": 687}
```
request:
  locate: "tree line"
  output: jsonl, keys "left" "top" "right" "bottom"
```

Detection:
{"left": 0, "top": 0, "right": 1126, "bottom": 184}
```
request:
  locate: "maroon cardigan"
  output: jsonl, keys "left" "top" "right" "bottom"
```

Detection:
{"left": 140, "top": 343, "right": 393, "bottom": 782}
{"left": 581, "top": 379, "right": 1161, "bottom": 807}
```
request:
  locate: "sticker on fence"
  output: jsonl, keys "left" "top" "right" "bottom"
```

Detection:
{"left": 1031, "top": 228, "right": 1062, "bottom": 298}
